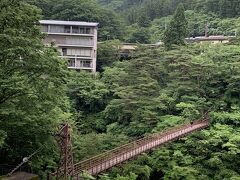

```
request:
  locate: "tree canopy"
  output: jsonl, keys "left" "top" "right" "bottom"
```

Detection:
{"left": 26, "top": 0, "right": 125, "bottom": 40}
{"left": 0, "top": 0, "right": 72, "bottom": 175}
{"left": 163, "top": 3, "right": 188, "bottom": 49}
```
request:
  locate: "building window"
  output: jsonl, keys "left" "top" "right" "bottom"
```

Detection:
{"left": 80, "top": 60, "right": 92, "bottom": 68}
{"left": 41, "top": 25, "right": 48, "bottom": 32}
{"left": 81, "top": 49, "right": 91, "bottom": 57}
{"left": 66, "top": 48, "right": 92, "bottom": 57}
{"left": 49, "top": 25, "right": 64, "bottom": 33}
{"left": 86, "top": 28, "right": 91, "bottom": 34}
{"left": 62, "top": 48, "right": 67, "bottom": 56}
{"left": 66, "top": 37, "right": 93, "bottom": 46}
{"left": 68, "top": 58, "right": 75, "bottom": 67}
{"left": 79, "top": 27, "right": 84, "bottom": 34}
{"left": 72, "top": 26, "right": 79, "bottom": 34}
{"left": 64, "top": 26, "right": 71, "bottom": 33}
{"left": 79, "top": 27, "right": 92, "bottom": 34}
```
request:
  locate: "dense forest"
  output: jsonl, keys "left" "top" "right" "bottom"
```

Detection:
{"left": 0, "top": 0, "right": 240, "bottom": 179}
{"left": 25, "top": 0, "right": 240, "bottom": 42}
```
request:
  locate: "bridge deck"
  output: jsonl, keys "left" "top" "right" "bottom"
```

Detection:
{"left": 72, "top": 119, "right": 209, "bottom": 178}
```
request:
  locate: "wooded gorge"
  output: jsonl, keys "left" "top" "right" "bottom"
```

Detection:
{"left": 0, "top": 0, "right": 240, "bottom": 179}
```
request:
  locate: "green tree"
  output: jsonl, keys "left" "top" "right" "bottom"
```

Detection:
{"left": 103, "top": 43, "right": 240, "bottom": 179}
{"left": 102, "top": 48, "right": 170, "bottom": 137}
{"left": 163, "top": 3, "right": 188, "bottom": 49}
{"left": 67, "top": 72, "right": 110, "bottom": 133}
{"left": 127, "top": 28, "right": 151, "bottom": 44}
{"left": 137, "top": 10, "right": 151, "bottom": 27}
{"left": 97, "top": 40, "right": 121, "bottom": 72}
{"left": 28, "top": 0, "right": 124, "bottom": 40}
{"left": 206, "top": 0, "right": 240, "bottom": 18}
{"left": 0, "top": 0, "right": 71, "bottom": 175}
{"left": 236, "top": 20, "right": 240, "bottom": 38}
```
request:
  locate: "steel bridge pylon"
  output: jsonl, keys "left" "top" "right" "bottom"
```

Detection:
{"left": 52, "top": 123, "right": 75, "bottom": 179}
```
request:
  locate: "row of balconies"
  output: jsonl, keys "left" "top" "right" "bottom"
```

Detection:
{"left": 42, "top": 25, "right": 94, "bottom": 35}
{"left": 44, "top": 37, "right": 94, "bottom": 47}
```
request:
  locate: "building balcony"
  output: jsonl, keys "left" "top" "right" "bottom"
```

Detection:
{"left": 44, "top": 36, "right": 94, "bottom": 47}
{"left": 57, "top": 44, "right": 94, "bottom": 48}
{"left": 41, "top": 24, "right": 95, "bottom": 36}
{"left": 67, "top": 57, "right": 93, "bottom": 70}
{"left": 61, "top": 55, "right": 93, "bottom": 60}
{"left": 46, "top": 32, "right": 94, "bottom": 37}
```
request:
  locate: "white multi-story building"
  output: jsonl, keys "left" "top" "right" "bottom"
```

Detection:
{"left": 40, "top": 20, "right": 98, "bottom": 72}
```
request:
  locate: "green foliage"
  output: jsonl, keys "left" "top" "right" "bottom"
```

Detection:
{"left": 146, "top": 11, "right": 239, "bottom": 43}
{"left": 27, "top": 0, "right": 240, "bottom": 44}
{"left": 127, "top": 28, "right": 151, "bottom": 44}
{"left": 163, "top": 4, "right": 188, "bottom": 49}
{"left": 67, "top": 71, "right": 110, "bottom": 133}
{"left": 0, "top": 130, "right": 6, "bottom": 148}
{"left": 96, "top": 43, "right": 240, "bottom": 179}
{"left": 80, "top": 171, "right": 96, "bottom": 180}
{"left": 98, "top": 0, "right": 239, "bottom": 44}
{"left": 137, "top": 11, "right": 151, "bottom": 27}
{"left": 68, "top": 72, "right": 109, "bottom": 113}
{"left": 107, "top": 119, "right": 240, "bottom": 179}
{"left": 27, "top": 0, "right": 124, "bottom": 40}
{"left": 116, "top": 0, "right": 187, "bottom": 24}
{"left": 98, "top": 0, "right": 124, "bottom": 11}
{"left": 73, "top": 133, "right": 129, "bottom": 161}
{"left": 185, "top": 10, "right": 238, "bottom": 37}
{"left": 101, "top": 0, "right": 240, "bottom": 24}
{"left": 152, "top": 115, "right": 185, "bottom": 133}
{"left": 205, "top": 0, "right": 240, "bottom": 18}
{"left": 97, "top": 40, "right": 121, "bottom": 72}
{"left": 0, "top": 0, "right": 72, "bottom": 175}
{"left": 211, "top": 111, "right": 240, "bottom": 125}
{"left": 102, "top": 55, "right": 165, "bottom": 136}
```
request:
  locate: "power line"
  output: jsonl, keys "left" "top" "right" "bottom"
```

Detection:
{"left": 7, "top": 145, "right": 44, "bottom": 176}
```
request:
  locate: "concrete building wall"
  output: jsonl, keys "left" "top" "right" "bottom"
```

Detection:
{"left": 92, "top": 27, "right": 98, "bottom": 73}
{"left": 40, "top": 20, "right": 98, "bottom": 72}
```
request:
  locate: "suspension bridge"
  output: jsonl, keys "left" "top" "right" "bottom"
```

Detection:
{"left": 49, "top": 114, "right": 209, "bottom": 179}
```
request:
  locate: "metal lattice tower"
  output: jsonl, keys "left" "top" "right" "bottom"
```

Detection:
{"left": 54, "top": 123, "right": 74, "bottom": 179}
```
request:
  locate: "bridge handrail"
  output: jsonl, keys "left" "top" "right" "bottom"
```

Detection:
{"left": 74, "top": 117, "right": 209, "bottom": 170}
{"left": 77, "top": 120, "right": 206, "bottom": 167}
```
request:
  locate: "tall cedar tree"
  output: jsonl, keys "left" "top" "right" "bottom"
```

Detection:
{"left": 163, "top": 3, "right": 188, "bottom": 49}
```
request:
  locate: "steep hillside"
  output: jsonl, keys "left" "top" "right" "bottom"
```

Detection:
{"left": 1, "top": 1, "right": 240, "bottom": 179}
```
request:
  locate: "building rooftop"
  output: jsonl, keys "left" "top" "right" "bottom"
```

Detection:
{"left": 40, "top": 20, "right": 99, "bottom": 27}
{"left": 186, "top": 35, "right": 230, "bottom": 41}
